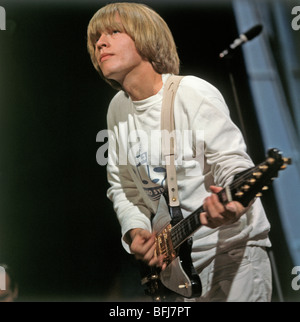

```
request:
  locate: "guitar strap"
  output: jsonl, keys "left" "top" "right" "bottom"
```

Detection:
{"left": 161, "top": 75, "right": 184, "bottom": 225}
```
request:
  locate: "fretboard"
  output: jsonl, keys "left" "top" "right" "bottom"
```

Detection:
{"left": 170, "top": 205, "right": 203, "bottom": 249}
{"left": 170, "top": 188, "right": 229, "bottom": 250}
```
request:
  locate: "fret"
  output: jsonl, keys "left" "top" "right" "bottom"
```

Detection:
{"left": 171, "top": 206, "right": 203, "bottom": 249}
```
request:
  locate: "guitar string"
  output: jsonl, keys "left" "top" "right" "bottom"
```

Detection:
{"left": 170, "top": 160, "right": 274, "bottom": 248}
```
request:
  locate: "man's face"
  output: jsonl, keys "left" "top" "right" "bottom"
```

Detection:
{"left": 94, "top": 24, "right": 144, "bottom": 84}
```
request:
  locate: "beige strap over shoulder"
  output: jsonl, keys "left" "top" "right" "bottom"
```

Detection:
{"left": 161, "top": 75, "right": 184, "bottom": 207}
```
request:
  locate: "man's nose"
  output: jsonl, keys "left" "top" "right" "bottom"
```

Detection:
{"left": 96, "top": 33, "right": 109, "bottom": 50}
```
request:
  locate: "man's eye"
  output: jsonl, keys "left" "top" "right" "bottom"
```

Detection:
{"left": 112, "top": 30, "right": 120, "bottom": 34}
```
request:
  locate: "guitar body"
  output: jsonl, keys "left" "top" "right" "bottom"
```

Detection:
{"left": 140, "top": 195, "right": 202, "bottom": 301}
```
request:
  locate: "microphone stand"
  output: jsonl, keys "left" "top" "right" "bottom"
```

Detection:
{"left": 221, "top": 52, "right": 284, "bottom": 302}
{"left": 224, "top": 55, "right": 250, "bottom": 149}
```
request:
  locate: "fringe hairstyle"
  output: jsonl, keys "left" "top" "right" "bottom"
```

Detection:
{"left": 87, "top": 2, "right": 180, "bottom": 90}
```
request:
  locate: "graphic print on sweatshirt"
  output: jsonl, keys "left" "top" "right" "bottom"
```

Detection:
{"left": 132, "top": 148, "right": 166, "bottom": 201}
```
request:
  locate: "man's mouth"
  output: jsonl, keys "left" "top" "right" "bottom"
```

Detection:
{"left": 100, "top": 54, "right": 113, "bottom": 62}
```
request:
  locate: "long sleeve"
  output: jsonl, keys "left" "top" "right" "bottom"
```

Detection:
{"left": 104, "top": 74, "right": 271, "bottom": 261}
{"left": 106, "top": 93, "right": 153, "bottom": 253}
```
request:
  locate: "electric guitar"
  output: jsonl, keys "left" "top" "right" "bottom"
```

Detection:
{"left": 139, "top": 148, "right": 291, "bottom": 301}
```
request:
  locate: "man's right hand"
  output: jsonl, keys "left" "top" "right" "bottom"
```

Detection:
{"left": 129, "top": 228, "right": 165, "bottom": 268}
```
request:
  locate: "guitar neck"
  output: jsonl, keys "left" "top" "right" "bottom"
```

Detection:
{"left": 170, "top": 148, "right": 292, "bottom": 251}
{"left": 170, "top": 205, "right": 203, "bottom": 250}
{"left": 170, "top": 188, "right": 231, "bottom": 250}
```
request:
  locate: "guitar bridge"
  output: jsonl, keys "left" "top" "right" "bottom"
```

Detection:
{"left": 155, "top": 224, "right": 176, "bottom": 265}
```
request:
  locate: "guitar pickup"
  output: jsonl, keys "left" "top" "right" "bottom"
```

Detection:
{"left": 155, "top": 224, "right": 176, "bottom": 265}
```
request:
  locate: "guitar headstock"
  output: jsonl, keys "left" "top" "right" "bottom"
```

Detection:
{"left": 226, "top": 148, "right": 291, "bottom": 207}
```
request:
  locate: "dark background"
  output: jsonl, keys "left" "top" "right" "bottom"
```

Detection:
{"left": 0, "top": 1, "right": 297, "bottom": 301}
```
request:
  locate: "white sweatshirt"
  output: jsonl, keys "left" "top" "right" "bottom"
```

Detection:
{"left": 106, "top": 74, "right": 271, "bottom": 269}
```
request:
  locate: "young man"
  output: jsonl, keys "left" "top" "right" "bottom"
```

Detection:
{"left": 87, "top": 2, "right": 272, "bottom": 301}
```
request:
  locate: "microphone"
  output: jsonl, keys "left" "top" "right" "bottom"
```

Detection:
{"left": 219, "top": 24, "right": 263, "bottom": 58}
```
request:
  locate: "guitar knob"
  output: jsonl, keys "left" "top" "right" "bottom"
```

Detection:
{"left": 178, "top": 283, "right": 189, "bottom": 289}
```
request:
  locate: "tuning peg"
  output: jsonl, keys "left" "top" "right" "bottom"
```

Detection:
{"left": 235, "top": 191, "right": 244, "bottom": 197}
{"left": 242, "top": 184, "right": 250, "bottom": 191}
{"left": 283, "top": 157, "right": 292, "bottom": 165}
{"left": 256, "top": 192, "right": 263, "bottom": 197}
{"left": 262, "top": 186, "right": 269, "bottom": 190}
{"left": 267, "top": 157, "right": 275, "bottom": 164}
{"left": 259, "top": 165, "right": 268, "bottom": 172}
{"left": 280, "top": 164, "right": 287, "bottom": 170}
{"left": 253, "top": 172, "right": 262, "bottom": 178}
{"left": 248, "top": 178, "right": 256, "bottom": 184}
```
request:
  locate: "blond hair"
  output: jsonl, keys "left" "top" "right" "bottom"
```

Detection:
{"left": 87, "top": 2, "right": 180, "bottom": 90}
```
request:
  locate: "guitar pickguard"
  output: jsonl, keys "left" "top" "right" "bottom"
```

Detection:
{"left": 152, "top": 194, "right": 171, "bottom": 232}
{"left": 160, "top": 257, "right": 193, "bottom": 298}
